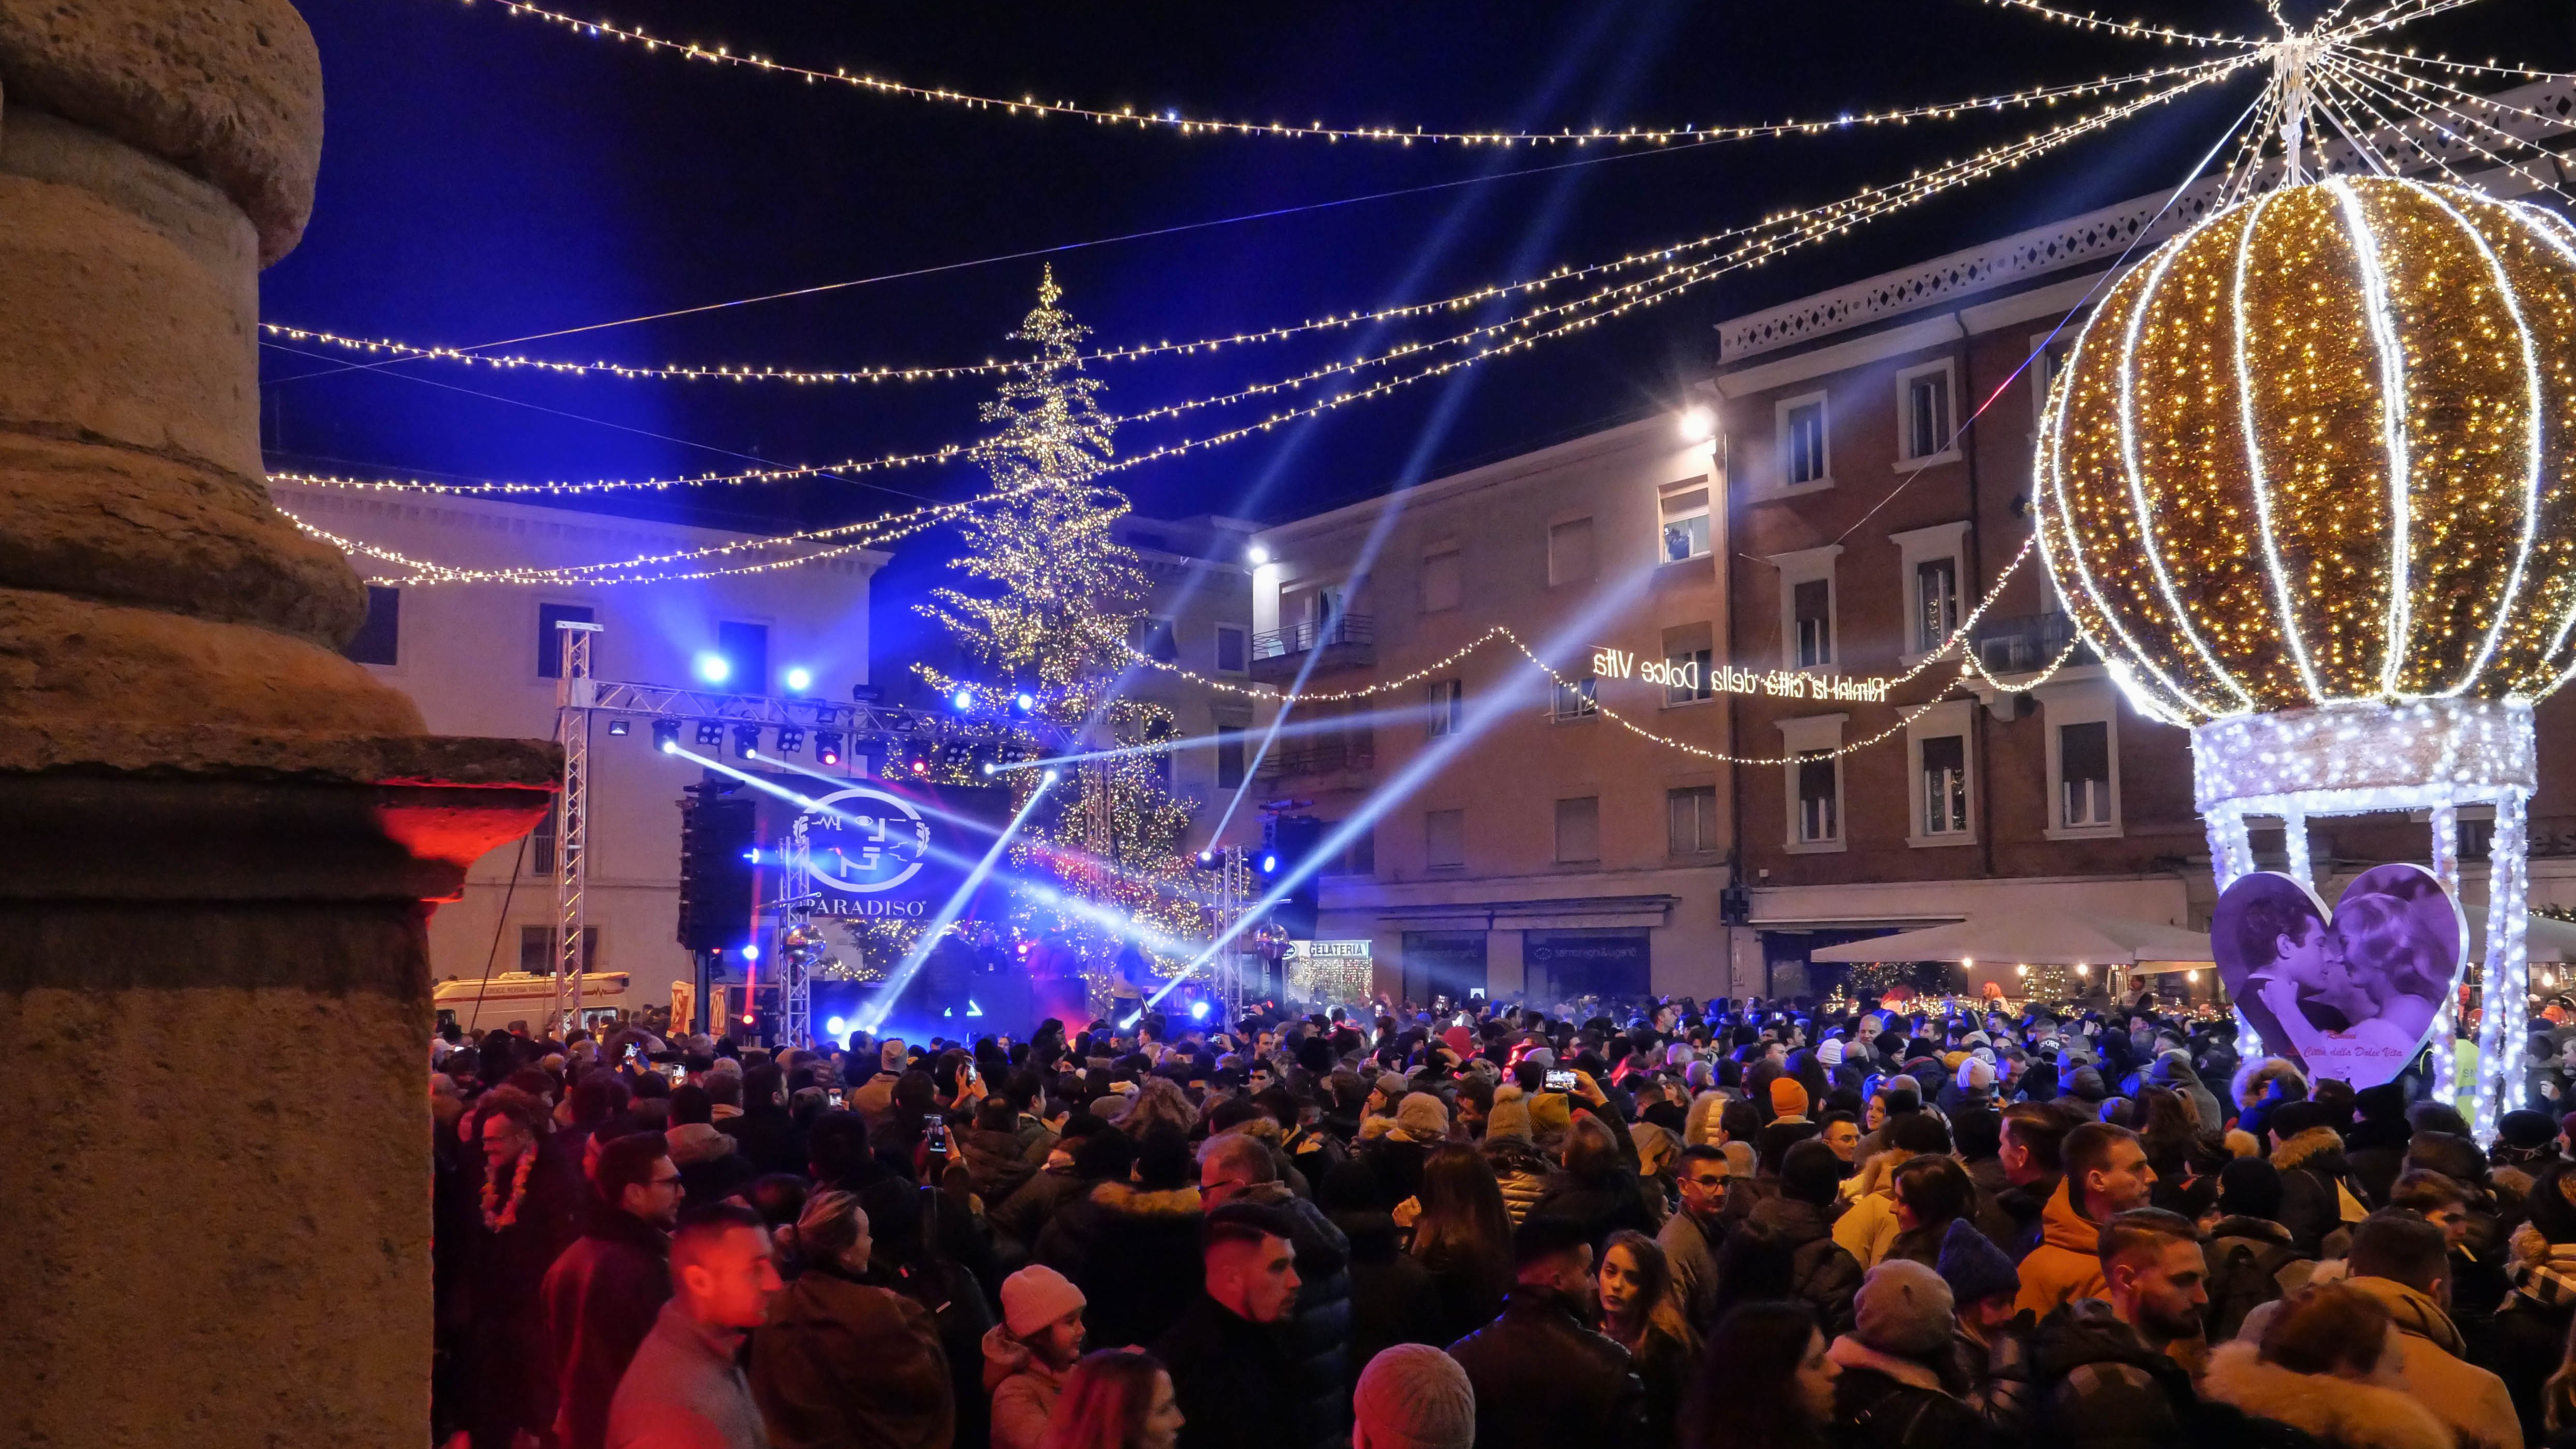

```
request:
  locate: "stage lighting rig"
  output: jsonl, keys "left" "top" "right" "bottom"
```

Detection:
{"left": 695, "top": 721, "right": 724, "bottom": 747}
{"left": 652, "top": 720, "right": 682, "bottom": 754}
{"left": 607, "top": 719, "right": 629, "bottom": 736}
{"left": 775, "top": 727, "right": 804, "bottom": 755}
{"left": 813, "top": 731, "right": 843, "bottom": 766}
{"left": 732, "top": 724, "right": 761, "bottom": 759}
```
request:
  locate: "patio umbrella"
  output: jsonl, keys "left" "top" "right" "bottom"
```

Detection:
{"left": 1807, "top": 909, "right": 2212, "bottom": 967}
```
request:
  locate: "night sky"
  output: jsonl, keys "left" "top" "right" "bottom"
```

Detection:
{"left": 260, "top": 0, "right": 2572, "bottom": 663}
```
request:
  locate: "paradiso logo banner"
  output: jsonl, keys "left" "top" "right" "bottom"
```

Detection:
{"left": 1588, "top": 647, "right": 1891, "bottom": 704}
{"left": 754, "top": 775, "right": 1012, "bottom": 921}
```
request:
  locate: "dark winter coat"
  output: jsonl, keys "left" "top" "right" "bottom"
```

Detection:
{"left": 1447, "top": 1285, "right": 1648, "bottom": 1449}
{"left": 957, "top": 1127, "right": 1037, "bottom": 1207}
{"left": 1235, "top": 1181, "right": 1355, "bottom": 1449}
{"left": 1155, "top": 1293, "right": 1306, "bottom": 1449}
{"left": 2201, "top": 1216, "right": 2315, "bottom": 1343}
{"left": 458, "top": 1140, "right": 588, "bottom": 1445}
{"left": 1991, "top": 1171, "right": 2062, "bottom": 1263}
{"left": 719, "top": 1103, "right": 808, "bottom": 1178}
{"left": 1069, "top": 1181, "right": 1205, "bottom": 1349}
{"left": 541, "top": 1204, "right": 672, "bottom": 1449}
{"left": 2272, "top": 1127, "right": 2364, "bottom": 1256}
{"left": 1748, "top": 1193, "right": 1862, "bottom": 1334}
{"left": 1529, "top": 1165, "right": 1658, "bottom": 1250}
{"left": 2028, "top": 1299, "right": 2323, "bottom": 1449}
{"left": 1829, "top": 1335, "right": 1991, "bottom": 1449}
{"left": 1332, "top": 1207, "right": 1443, "bottom": 1374}
{"left": 750, "top": 1264, "right": 953, "bottom": 1449}
{"left": 988, "top": 1163, "right": 1085, "bottom": 1257}
{"left": 665, "top": 1122, "right": 756, "bottom": 1208}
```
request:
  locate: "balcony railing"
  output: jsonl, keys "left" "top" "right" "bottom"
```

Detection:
{"left": 1258, "top": 737, "right": 1376, "bottom": 779}
{"left": 1970, "top": 611, "right": 2094, "bottom": 674}
{"left": 1253, "top": 614, "right": 1375, "bottom": 660}
{"left": 1249, "top": 613, "right": 1376, "bottom": 682}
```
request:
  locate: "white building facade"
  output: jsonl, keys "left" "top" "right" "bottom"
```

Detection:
{"left": 271, "top": 481, "right": 884, "bottom": 1012}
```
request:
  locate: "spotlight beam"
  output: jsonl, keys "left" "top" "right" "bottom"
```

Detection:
{"left": 1143, "top": 570, "right": 1658, "bottom": 1014}
{"left": 986, "top": 701, "right": 1443, "bottom": 774}
{"left": 860, "top": 773, "right": 1058, "bottom": 1033}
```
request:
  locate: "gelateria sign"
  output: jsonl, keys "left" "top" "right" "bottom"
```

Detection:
{"left": 1588, "top": 647, "right": 1891, "bottom": 703}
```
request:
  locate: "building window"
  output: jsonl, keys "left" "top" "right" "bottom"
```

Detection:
{"left": 345, "top": 585, "right": 400, "bottom": 666}
{"left": 1796, "top": 751, "right": 1839, "bottom": 844}
{"left": 1921, "top": 734, "right": 1968, "bottom": 836}
{"left": 1659, "top": 483, "right": 1711, "bottom": 563}
{"left": 1896, "top": 360, "right": 1956, "bottom": 463}
{"left": 1215, "top": 625, "right": 1249, "bottom": 675}
{"left": 1793, "top": 580, "right": 1832, "bottom": 668}
{"left": 519, "top": 925, "right": 598, "bottom": 975}
{"left": 1322, "top": 829, "right": 1376, "bottom": 877}
{"left": 718, "top": 620, "right": 769, "bottom": 692}
{"left": 1420, "top": 545, "right": 1462, "bottom": 613}
{"left": 1915, "top": 558, "right": 1959, "bottom": 654}
{"left": 1668, "top": 786, "right": 1719, "bottom": 855}
{"left": 535, "top": 601, "right": 594, "bottom": 678}
{"left": 1135, "top": 616, "right": 1179, "bottom": 662}
{"left": 1779, "top": 394, "right": 1829, "bottom": 487}
{"left": 1215, "top": 725, "right": 1246, "bottom": 789}
{"left": 1555, "top": 796, "right": 1601, "bottom": 864}
{"left": 1425, "top": 809, "right": 1465, "bottom": 870}
{"left": 1426, "top": 679, "right": 1463, "bottom": 737}
{"left": 1665, "top": 647, "right": 1713, "bottom": 706}
{"left": 1548, "top": 518, "right": 1596, "bottom": 586}
{"left": 1553, "top": 675, "right": 1597, "bottom": 721}
{"left": 531, "top": 803, "right": 560, "bottom": 877}
{"left": 2062, "top": 721, "right": 2112, "bottom": 827}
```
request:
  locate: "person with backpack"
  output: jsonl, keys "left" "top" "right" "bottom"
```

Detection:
{"left": 2202, "top": 1159, "right": 2316, "bottom": 1343}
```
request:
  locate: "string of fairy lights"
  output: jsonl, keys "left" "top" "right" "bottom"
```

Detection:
{"left": 453, "top": 0, "right": 2250, "bottom": 147}
{"left": 271, "top": 58, "right": 2243, "bottom": 560}
{"left": 1104, "top": 538, "right": 2088, "bottom": 769}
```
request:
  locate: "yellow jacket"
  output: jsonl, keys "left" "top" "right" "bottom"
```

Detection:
{"left": 2013, "top": 1178, "right": 2107, "bottom": 1319}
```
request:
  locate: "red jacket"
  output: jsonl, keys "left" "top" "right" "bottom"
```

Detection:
{"left": 543, "top": 1206, "right": 673, "bottom": 1449}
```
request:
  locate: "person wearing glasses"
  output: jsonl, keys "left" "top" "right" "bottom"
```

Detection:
{"left": 545, "top": 1131, "right": 686, "bottom": 1449}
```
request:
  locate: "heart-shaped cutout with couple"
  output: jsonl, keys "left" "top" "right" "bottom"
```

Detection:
{"left": 2211, "top": 862, "right": 2467, "bottom": 1089}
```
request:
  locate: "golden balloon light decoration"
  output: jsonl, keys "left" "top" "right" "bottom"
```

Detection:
{"left": 2037, "top": 174, "right": 2576, "bottom": 723}
{"left": 2035, "top": 173, "right": 2574, "bottom": 1140}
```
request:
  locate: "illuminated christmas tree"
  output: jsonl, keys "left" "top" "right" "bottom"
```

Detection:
{"left": 914, "top": 268, "right": 1210, "bottom": 981}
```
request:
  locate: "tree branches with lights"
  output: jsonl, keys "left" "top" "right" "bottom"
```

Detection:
{"left": 910, "top": 268, "right": 1211, "bottom": 975}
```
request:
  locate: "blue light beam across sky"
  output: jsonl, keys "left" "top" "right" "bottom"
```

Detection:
{"left": 988, "top": 699, "right": 1442, "bottom": 774}
{"left": 1143, "top": 567, "right": 1657, "bottom": 1014}
{"left": 861, "top": 772, "right": 1058, "bottom": 1033}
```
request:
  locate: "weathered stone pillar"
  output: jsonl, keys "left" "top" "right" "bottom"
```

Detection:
{"left": 0, "top": 6, "right": 557, "bottom": 1447}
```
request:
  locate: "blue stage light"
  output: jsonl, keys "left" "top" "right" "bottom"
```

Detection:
{"left": 696, "top": 652, "right": 731, "bottom": 685}
{"left": 785, "top": 667, "right": 813, "bottom": 692}
{"left": 1261, "top": 853, "right": 1279, "bottom": 874}
{"left": 825, "top": 1015, "right": 846, "bottom": 1037}
{"left": 1014, "top": 692, "right": 1036, "bottom": 713}
{"left": 951, "top": 688, "right": 974, "bottom": 712}
{"left": 741, "top": 943, "right": 760, "bottom": 963}
{"left": 1190, "top": 1000, "right": 1210, "bottom": 1021}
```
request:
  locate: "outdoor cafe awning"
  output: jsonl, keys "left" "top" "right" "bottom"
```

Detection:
{"left": 1806, "top": 908, "right": 2214, "bottom": 968}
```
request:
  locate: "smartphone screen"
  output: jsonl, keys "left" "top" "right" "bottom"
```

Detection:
{"left": 665, "top": 1063, "right": 686, "bottom": 1086}
{"left": 925, "top": 1120, "right": 949, "bottom": 1154}
{"left": 1545, "top": 1069, "right": 1577, "bottom": 1092}
{"left": 827, "top": 1088, "right": 844, "bottom": 1109}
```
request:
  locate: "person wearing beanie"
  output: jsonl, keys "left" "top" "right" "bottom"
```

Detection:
{"left": 1936, "top": 1216, "right": 2023, "bottom": 1363}
{"left": 1827, "top": 1259, "right": 1983, "bottom": 1449}
{"left": 2494, "top": 1107, "right": 2562, "bottom": 1170}
{"left": 1770, "top": 1075, "right": 1813, "bottom": 1122}
{"left": 1525, "top": 1090, "right": 1574, "bottom": 1145}
{"left": 1371, "top": 1072, "right": 1412, "bottom": 1119}
{"left": 1392, "top": 1092, "right": 1452, "bottom": 1146}
{"left": 2267, "top": 1099, "right": 2364, "bottom": 1256}
{"left": 852, "top": 1038, "right": 908, "bottom": 1135}
{"left": 1353, "top": 1344, "right": 1476, "bottom": 1449}
{"left": 1480, "top": 1087, "right": 1554, "bottom": 1228}
{"left": 982, "top": 1265, "right": 1087, "bottom": 1449}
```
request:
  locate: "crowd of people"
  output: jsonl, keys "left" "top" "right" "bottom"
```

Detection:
{"left": 426, "top": 989, "right": 2576, "bottom": 1449}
